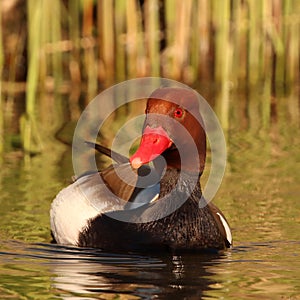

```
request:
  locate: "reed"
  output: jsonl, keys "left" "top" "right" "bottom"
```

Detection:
{"left": 197, "top": 0, "right": 210, "bottom": 80}
{"left": 163, "top": 0, "right": 176, "bottom": 78}
{"left": 284, "top": 0, "right": 300, "bottom": 86}
{"left": 0, "top": 5, "right": 3, "bottom": 82}
{"left": 144, "top": 0, "right": 160, "bottom": 76}
{"left": 69, "top": 0, "right": 81, "bottom": 84}
{"left": 177, "top": 0, "right": 193, "bottom": 81}
{"left": 50, "top": 0, "right": 63, "bottom": 87}
{"left": 115, "top": 0, "right": 126, "bottom": 82}
{"left": 0, "top": 5, "right": 3, "bottom": 155}
{"left": 188, "top": 0, "right": 199, "bottom": 83}
{"left": 126, "top": 0, "right": 138, "bottom": 79}
{"left": 10, "top": 0, "right": 300, "bottom": 89}
{"left": 212, "top": 0, "right": 230, "bottom": 83}
{"left": 23, "top": 0, "right": 43, "bottom": 153}
{"left": 24, "top": 0, "right": 65, "bottom": 153}
{"left": 0, "top": 0, "right": 299, "bottom": 152}
{"left": 99, "top": 0, "right": 115, "bottom": 86}
{"left": 83, "top": 0, "right": 97, "bottom": 99}
{"left": 247, "top": 0, "right": 261, "bottom": 85}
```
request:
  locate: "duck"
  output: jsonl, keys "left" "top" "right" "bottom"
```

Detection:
{"left": 50, "top": 87, "right": 232, "bottom": 252}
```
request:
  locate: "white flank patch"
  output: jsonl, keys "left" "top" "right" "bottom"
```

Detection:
{"left": 50, "top": 184, "right": 100, "bottom": 246}
{"left": 50, "top": 173, "right": 124, "bottom": 245}
{"left": 216, "top": 212, "right": 232, "bottom": 245}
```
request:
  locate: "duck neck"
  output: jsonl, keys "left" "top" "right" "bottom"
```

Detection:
{"left": 162, "top": 147, "right": 205, "bottom": 175}
{"left": 159, "top": 167, "right": 202, "bottom": 200}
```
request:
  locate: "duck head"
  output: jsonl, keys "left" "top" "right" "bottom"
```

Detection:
{"left": 130, "top": 88, "right": 206, "bottom": 174}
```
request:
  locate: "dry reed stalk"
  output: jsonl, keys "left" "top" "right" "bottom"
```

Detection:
{"left": 163, "top": 0, "right": 176, "bottom": 78}
{"left": 0, "top": 5, "right": 3, "bottom": 155}
{"left": 175, "top": 0, "right": 192, "bottom": 79}
{"left": 144, "top": 0, "right": 160, "bottom": 76}
{"left": 51, "top": 0, "right": 63, "bottom": 87}
{"left": 284, "top": 0, "right": 299, "bottom": 85}
{"left": 188, "top": 0, "right": 199, "bottom": 83}
{"left": 135, "top": 5, "right": 147, "bottom": 77}
{"left": 212, "top": 0, "right": 230, "bottom": 84}
{"left": 82, "top": 0, "right": 97, "bottom": 99}
{"left": 261, "top": 0, "right": 273, "bottom": 85}
{"left": 99, "top": 0, "right": 115, "bottom": 86}
{"left": 69, "top": 0, "right": 81, "bottom": 85}
{"left": 126, "top": 0, "right": 139, "bottom": 78}
{"left": 198, "top": 0, "right": 211, "bottom": 80}
{"left": 287, "top": 16, "right": 300, "bottom": 85}
{"left": 172, "top": 0, "right": 193, "bottom": 80}
{"left": 247, "top": 0, "right": 262, "bottom": 85}
{"left": 115, "top": 0, "right": 126, "bottom": 82}
{"left": 272, "top": 0, "right": 285, "bottom": 89}
{"left": 235, "top": 0, "right": 248, "bottom": 83}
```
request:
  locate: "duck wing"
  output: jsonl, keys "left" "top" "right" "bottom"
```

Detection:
{"left": 207, "top": 202, "right": 232, "bottom": 247}
{"left": 100, "top": 163, "right": 137, "bottom": 203}
{"left": 72, "top": 141, "right": 160, "bottom": 212}
{"left": 101, "top": 163, "right": 161, "bottom": 208}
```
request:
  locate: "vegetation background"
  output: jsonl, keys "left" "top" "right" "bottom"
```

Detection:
{"left": 0, "top": 0, "right": 299, "bottom": 155}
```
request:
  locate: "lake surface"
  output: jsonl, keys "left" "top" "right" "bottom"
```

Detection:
{"left": 0, "top": 87, "right": 299, "bottom": 299}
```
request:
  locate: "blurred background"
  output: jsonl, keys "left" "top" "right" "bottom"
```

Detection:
{"left": 0, "top": 1, "right": 300, "bottom": 299}
{"left": 0, "top": 0, "right": 299, "bottom": 154}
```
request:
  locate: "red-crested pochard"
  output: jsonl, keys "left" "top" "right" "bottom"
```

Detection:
{"left": 50, "top": 87, "right": 232, "bottom": 252}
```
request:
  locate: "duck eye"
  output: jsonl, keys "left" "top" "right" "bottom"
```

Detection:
{"left": 174, "top": 107, "right": 184, "bottom": 118}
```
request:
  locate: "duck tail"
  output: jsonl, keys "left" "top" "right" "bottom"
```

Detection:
{"left": 85, "top": 141, "right": 129, "bottom": 164}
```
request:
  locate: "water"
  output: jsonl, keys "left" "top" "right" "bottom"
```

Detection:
{"left": 0, "top": 241, "right": 299, "bottom": 299}
{"left": 0, "top": 88, "right": 299, "bottom": 299}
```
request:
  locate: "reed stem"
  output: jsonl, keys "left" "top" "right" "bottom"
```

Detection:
{"left": 212, "top": 0, "right": 230, "bottom": 84}
{"left": 51, "top": 0, "right": 63, "bottom": 87}
{"left": 115, "top": 0, "right": 126, "bottom": 82}
{"left": 23, "top": 0, "right": 43, "bottom": 153}
{"left": 99, "top": 0, "right": 115, "bottom": 86}
{"left": 0, "top": 5, "right": 3, "bottom": 155}
{"left": 145, "top": 0, "right": 160, "bottom": 76}
{"left": 126, "top": 0, "right": 139, "bottom": 79}
{"left": 69, "top": 0, "right": 81, "bottom": 85}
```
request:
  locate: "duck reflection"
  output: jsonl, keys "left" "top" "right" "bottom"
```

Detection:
{"left": 50, "top": 245, "right": 227, "bottom": 299}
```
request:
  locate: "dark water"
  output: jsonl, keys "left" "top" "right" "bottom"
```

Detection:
{"left": 0, "top": 88, "right": 299, "bottom": 299}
